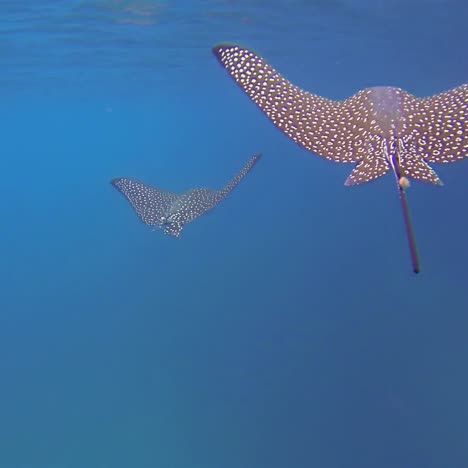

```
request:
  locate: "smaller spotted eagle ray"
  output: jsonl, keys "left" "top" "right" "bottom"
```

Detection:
{"left": 213, "top": 44, "right": 468, "bottom": 273}
{"left": 111, "top": 153, "right": 261, "bottom": 237}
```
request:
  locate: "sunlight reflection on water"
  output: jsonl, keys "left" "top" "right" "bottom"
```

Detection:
{"left": 0, "top": 0, "right": 464, "bottom": 93}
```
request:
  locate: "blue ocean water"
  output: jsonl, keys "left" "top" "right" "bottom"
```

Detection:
{"left": 1, "top": 1, "right": 468, "bottom": 467}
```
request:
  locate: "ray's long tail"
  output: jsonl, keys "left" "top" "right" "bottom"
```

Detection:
{"left": 397, "top": 180, "right": 420, "bottom": 274}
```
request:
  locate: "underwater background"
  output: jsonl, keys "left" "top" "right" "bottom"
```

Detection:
{"left": 1, "top": 1, "right": 468, "bottom": 467}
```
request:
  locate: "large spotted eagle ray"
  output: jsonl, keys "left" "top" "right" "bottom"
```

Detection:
{"left": 213, "top": 44, "right": 468, "bottom": 273}
{"left": 112, "top": 153, "right": 261, "bottom": 237}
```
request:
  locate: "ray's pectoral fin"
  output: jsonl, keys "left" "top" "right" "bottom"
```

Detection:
{"left": 111, "top": 178, "right": 177, "bottom": 226}
{"left": 221, "top": 152, "right": 262, "bottom": 197}
{"left": 212, "top": 45, "right": 364, "bottom": 164}
{"left": 417, "top": 84, "right": 468, "bottom": 164}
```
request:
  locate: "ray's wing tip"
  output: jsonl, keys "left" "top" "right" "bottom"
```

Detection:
{"left": 212, "top": 43, "right": 227, "bottom": 58}
{"left": 110, "top": 178, "right": 125, "bottom": 189}
{"left": 212, "top": 43, "right": 249, "bottom": 58}
{"left": 245, "top": 152, "right": 263, "bottom": 171}
{"left": 212, "top": 42, "right": 237, "bottom": 53}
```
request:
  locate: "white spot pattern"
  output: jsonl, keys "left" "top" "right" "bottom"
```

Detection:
{"left": 417, "top": 84, "right": 468, "bottom": 163}
{"left": 111, "top": 153, "right": 261, "bottom": 237}
{"left": 213, "top": 44, "right": 468, "bottom": 186}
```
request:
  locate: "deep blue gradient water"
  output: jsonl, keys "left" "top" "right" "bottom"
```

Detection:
{"left": 1, "top": 1, "right": 468, "bottom": 467}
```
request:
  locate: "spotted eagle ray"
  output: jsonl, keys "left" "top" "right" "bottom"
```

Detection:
{"left": 213, "top": 44, "right": 468, "bottom": 273}
{"left": 111, "top": 153, "right": 261, "bottom": 237}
